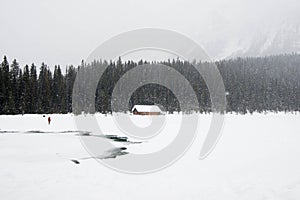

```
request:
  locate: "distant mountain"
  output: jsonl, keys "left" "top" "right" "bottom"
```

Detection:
{"left": 201, "top": 19, "right": 300, "bottom": 60}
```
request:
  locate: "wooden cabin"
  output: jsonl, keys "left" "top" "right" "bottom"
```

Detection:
{"left": 131, "top": 105, "right": 161, "bottom": 115}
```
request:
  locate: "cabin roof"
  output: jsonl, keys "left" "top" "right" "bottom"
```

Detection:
{"left": 131, "top": 105, "right": 162, "bottom": 112}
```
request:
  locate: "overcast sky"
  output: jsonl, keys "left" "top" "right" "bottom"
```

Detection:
{"left": 0, "top": 0, "right": 299, "bottom": 69}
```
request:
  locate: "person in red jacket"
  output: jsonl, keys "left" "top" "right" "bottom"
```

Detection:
{"left": 48, "top": 116, "right": 51, "bottom": 125}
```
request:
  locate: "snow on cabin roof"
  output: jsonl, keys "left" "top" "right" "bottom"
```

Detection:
{"left": 131, "top": 105, "right": 162, "bottom": 112}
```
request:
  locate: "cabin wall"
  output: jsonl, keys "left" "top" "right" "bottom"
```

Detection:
{"left": 133, "top": 111, "right": 160, "bottom": 115}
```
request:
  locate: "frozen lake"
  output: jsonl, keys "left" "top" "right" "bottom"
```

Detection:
{"left": 0, "top": 113, "right": 300, "bottom": 199}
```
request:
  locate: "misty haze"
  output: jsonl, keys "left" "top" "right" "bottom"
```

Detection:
{"left": 0, "top": 0, "right": 300, "bottom": 200}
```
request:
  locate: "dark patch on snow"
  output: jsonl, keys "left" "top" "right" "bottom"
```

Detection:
{"left": 26, "top": 130, "right": 46, "bottom": 133}
{"left": 23, "top": 130, "right": 89, "bottom": 134}
{"left": 0, "top": 130, "right": 20, "bottom": 133}
{"left": 71, "top": 159, "right": 80, "bottom": 164}
{"left": 106, "top": 135, "right": 128, "bottom": 142}
{"left": 61, "top": 130, "right": 86, "bottom": 133}
{"left": 75, "top": 131, "right": 91, "bottom": 136}
{"left": 67, "top": 147, "right": 129, "bottom": 164}
{"left": 77, "top": 133, "right": 142, "bottom": 144}
{"left": 100, "top": 147, "right": 129, "bottom": 159}
{"left": 90, "top": 147, "right": 129, "bottom": 160}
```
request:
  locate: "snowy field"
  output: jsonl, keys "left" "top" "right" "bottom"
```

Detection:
{"left": 0, "top": 113, "right": 300, "bottom": 200}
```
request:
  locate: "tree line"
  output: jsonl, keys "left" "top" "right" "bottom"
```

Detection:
{"left": 0, "top": 56, "right": 76, "bottom": 114}
{"left": 0, "top": 54, "right": 299, "bottom": 115}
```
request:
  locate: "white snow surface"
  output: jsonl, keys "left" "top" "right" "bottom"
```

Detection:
{"left": 0, "top": 113, "right": 300, "bottom": 200}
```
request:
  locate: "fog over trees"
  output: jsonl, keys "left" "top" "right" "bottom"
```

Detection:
{"left": 0, "top": 54, "right": 299, "bottom": 114}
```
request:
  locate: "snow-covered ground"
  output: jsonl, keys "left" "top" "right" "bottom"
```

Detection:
{"left": 0, "top": 113, "right": 300, "bottom": 200}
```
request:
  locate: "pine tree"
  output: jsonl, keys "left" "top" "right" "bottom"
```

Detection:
{"left": 38, "top": 63, "right": 52, "bottom": 113}
{"left": 52, "top": 65, "right": 66, "bottom": 113}
{"left": 1, "top": 56, "right": 11, "bottom": 113}
{"left": 65, "top": 65, "right": 76, "bottom": 113}
{"left": 10, "top": 59, "right": 20, "bottom": 114}
{"left": 29, "top": 64, "right": 38, "bottom": 113}
{"left": 0, "top": 64, "right": 4, "bottom": 114}
{"left": 23, "top": 65, "right": 30, "bottom": 113}
{"left": 17, "top": 68, "right": 25, "bottom": 114}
